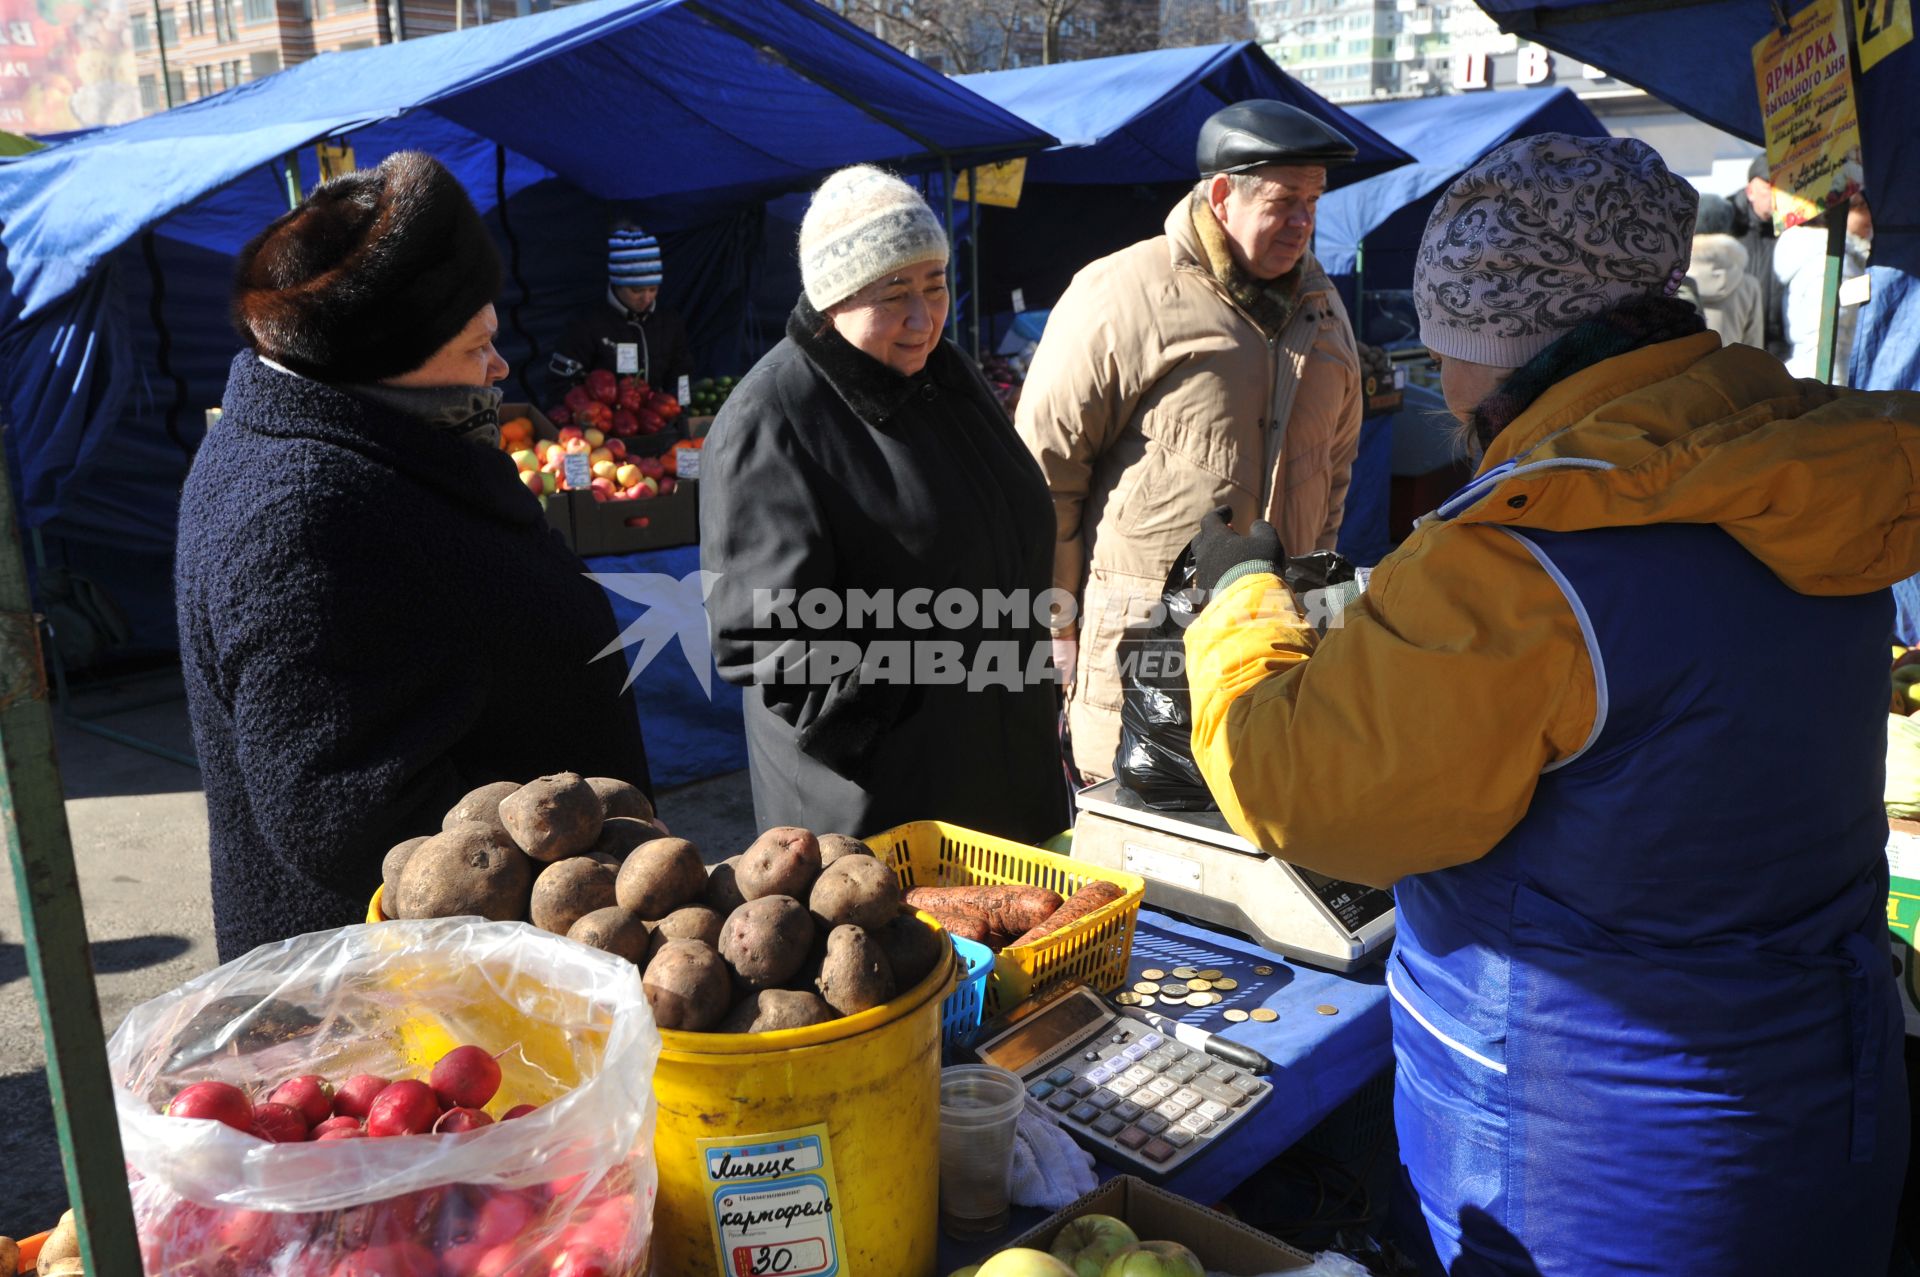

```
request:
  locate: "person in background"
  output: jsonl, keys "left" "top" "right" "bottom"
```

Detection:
{"left": 179, "top": 152, "right": 650, "bottom": 962}
{"left": 1178, "top": 132, "right": 1909, "bottom": 1275}
{"left": 549, "top": 222, "right": 693, "bottom": 397}
{"left": 700, "top": 166, "right": 1067, "bottom": 842}
{"left": 1773, "top": 193, "right": 1870, "bottom": 382}
{"left": 1016, "top": 99, "right": 1363, "bottom": 785}
{"left": 1684, "top": 193, "right": 1762, "bottom": 347}
{"left": 1738, "top": 154, "right": 1788, "bottom": 357}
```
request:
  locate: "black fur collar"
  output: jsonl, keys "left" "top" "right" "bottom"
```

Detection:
{"left": 787, "top": 297, "right": 967, "bottom": 426}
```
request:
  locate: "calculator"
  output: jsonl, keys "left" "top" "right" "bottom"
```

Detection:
{"left": 969, "top": 986, "right": 1271, "bottom": 1180}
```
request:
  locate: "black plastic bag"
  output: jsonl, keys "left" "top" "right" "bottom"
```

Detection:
{"left": 1114, "top": 549, "right": 1215, "bottom": 811}
{"left": 1113, "top": 546, "right": 1359, "bottom": 811}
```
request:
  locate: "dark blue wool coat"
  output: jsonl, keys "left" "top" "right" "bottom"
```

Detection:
{"left": 179, "top": 352, "right": 649, "bottom": 962}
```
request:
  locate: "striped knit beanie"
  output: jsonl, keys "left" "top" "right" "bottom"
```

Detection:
{"left": 609, "top": 225, "right": 663, "bottom": 289}
{"left": 1414, "top": 133, "right": 1696, "bottom": 367}
{"left": 798, "top": 165, "right": 948, "bottom": 311}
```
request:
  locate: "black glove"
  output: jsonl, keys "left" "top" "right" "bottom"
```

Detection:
{"left": 1190, "top": 506, "right": 1285, "bottom": 596}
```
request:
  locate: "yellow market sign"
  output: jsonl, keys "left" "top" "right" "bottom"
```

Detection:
{"left": 1753, "top": 0, "right": 1863, "bottom": 231}
{"left": 954, "top": 159, "right": 1027, "bottom": 209}
{"left": 1853, "top": 0, "right": 1913, "bottom": 72}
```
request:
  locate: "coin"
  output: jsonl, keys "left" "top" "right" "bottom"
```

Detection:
{"left": 1159, "top": 981, "right": 1189, "bottom": 996}
{"left": 1113, "top": 992, "right": 1138, "bottom": 1006}
{"left": 1253, "top": 965, "right": 1274, "bottom": 976}
{"left": 1222, "top": 1009, "right": 1251, "bottom": 1023}
{"left": 1186, "top": 978, "right": 1213, "bottom": 992}
{"left": 1250, "top": 1008, "right": 1279, "bottom": 1022}
{"left": 1197, "top": 968, "right": 1225, "bottom": 981}
{"left": 1212, "top": 978, "right": 1239, "bottom": 991}
{"left": 1140, "top": 968, "right": 1166, "bottom": 980}
{"left": 1133, "top": 982, "right": 1161, "bottom": 995}
{"left": 1160, "top": 994, "right": 1192, "bottom": 1008}
{"left": 1171, "top": 966, "right": 1198, "bottom": 979}
{"left": 1316, "top": 1004, "right": 1340, "bottom": 1016}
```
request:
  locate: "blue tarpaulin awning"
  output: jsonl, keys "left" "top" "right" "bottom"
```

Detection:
{"left": 958, "top": 41, "right": 1411, "bottom": 188}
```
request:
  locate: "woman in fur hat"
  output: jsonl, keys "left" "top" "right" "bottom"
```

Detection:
{"left": 700, "top": 165, "right": 1067, "bottom": 841}
{"left": 178, "top": 151, "right": 650, "bottom": 962}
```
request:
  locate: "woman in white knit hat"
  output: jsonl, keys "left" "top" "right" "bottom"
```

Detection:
{"left": 700, "top": 166, "right": 1068, "bottom": 842}
{"left": 1175, "top": 133, "right": 1914, "bottom": 1274}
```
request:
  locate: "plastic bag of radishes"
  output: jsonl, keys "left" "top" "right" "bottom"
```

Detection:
{"left": 107, "top": 918, "right": 660, "bottom": 1277}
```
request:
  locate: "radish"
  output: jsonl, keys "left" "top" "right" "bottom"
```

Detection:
{"left": 366, "top": 1080, "right": 440, "bottom": 1137}
{"left": 472, "top": 1191, "right": 539, "bottom": 1248}
{"left": 250, "top": 1102, "right": 308, "bottom": 1143}
{"left": 501, "top": 1103, "right": 539, "bottom": 1121}
{"left": 311, "top": 1116, "right": 363, "bottom": 1139}
{"left": 268, "top": 1074, "right": 334, "bottom": 1128}
{"left": 316, "top": 1126, "right": 366, "bottom": 1141}
{"left": 212, "top": 1208, "right": 282, "bottom": 1265}
{"left": 549, "top": 1245, "right": 613, "bottom": 1277}
{"left": 433, "top": 1106, "right": 494, "bottom": 1134}
{"left": 431, "top": 1044, "right": 503, "bottom": 1110}
{"left": 167, "top": 1081, "right": 254, "bottom": 1132}
{"left": 334, "top": 1074, "right": 390, "bottom": 1120}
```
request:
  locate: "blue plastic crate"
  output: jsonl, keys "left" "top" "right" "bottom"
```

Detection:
{"left": 941, "top": 933, "right": 994, "bottom": 1049}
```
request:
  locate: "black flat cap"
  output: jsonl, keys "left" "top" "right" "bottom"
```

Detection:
{"left": 1197, "top": 100, "right": 1358, "bottom": 176}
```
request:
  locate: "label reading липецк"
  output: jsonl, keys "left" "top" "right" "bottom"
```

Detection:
{"left": 700, "top": 1123, "right": 847, "bottom": 1277}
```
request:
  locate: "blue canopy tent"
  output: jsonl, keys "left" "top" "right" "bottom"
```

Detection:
{"left": 1315, "top": 87, "right": 1610, "bottom": 343}
{"left": 0, "top": 0, "right": 1052, "bottom": 652}
{"left": 1469, "top": 0, "right": 1920, "bottom": 395}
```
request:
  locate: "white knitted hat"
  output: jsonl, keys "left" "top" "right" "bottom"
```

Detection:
{"left": 798, "top": 165, "right": 949, "bottom": 311}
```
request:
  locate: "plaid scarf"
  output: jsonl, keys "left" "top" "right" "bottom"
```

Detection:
{"left": 1470, "top": 294, "right": 1706, "bottom": 450}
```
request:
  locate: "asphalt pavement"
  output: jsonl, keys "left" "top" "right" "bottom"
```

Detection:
{"left": 0, "top": 665, "right": 757, "bottom": 1239}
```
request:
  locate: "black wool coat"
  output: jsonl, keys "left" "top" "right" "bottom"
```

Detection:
{"left": 178, "top": 352, "right": 650, "bottom": 962}
{"left": 550, "top": 297, "right": 694, "bottom": 397}
{"left": 700, "top": 302, "right": 1069, "bottom": 843}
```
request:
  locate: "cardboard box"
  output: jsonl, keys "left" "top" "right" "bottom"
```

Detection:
{"left": 1005, "top": 1176, "right": 1312, "bottom": 1274}
{"left": 558, "top": 481, "right": 698, "bottom": 556}
{"left": 1887, "top": 819, "right": 1920, "bottom": 1038}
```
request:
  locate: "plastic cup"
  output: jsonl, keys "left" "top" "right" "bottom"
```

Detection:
{"left": 938, "top": 1063, "right": 1027, "bottom": 1238}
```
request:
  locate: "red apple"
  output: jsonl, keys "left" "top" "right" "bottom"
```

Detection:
{"left": 167, "top": 1081, "right": 254, "bottom": 1133}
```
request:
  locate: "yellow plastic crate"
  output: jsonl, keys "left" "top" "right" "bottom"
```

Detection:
{"left": 865, "top": 821, "right": 1145, "bottom": 1017}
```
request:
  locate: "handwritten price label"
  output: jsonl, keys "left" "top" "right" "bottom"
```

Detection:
{"left": 701, "top": 1126, "right": 846, "bottom": 1277}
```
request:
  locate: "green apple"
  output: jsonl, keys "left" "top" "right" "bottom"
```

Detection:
{"left": 977, "top": 1249, "right": 1076, "bottom": 1277}
{"left": 1050, "top": 1214, "right": 1140, "bottom": 1277}
{"left": 510, "top": 448, "right": 540, "bottom": 473}
{"left": 1101, "top": 1241, "right": 1205, "bottom": 1277}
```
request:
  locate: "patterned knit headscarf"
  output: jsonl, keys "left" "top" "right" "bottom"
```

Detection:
{"left": 798, "top": 165, "right": 949, "bottom": 311}
{"left": 1414, "top": 133, "right": 1697, "bottom": 367}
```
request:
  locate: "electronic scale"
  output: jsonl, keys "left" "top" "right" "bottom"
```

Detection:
{"left": 971, "top": 985, "right": 1271, "bottom": 1181}
{"left": 1071, "top": 779, "right": 1395, "bottom": 972}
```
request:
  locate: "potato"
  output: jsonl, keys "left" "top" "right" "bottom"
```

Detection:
{"left": 816, "top": 925, "right": 896, "bottom": 1016}
{"left": 0, "top": 1237, "right": 18, "bottom": 1277}
{"left": 42, "top": 1264, "right": 83, "bottom": 1277}
{"left": 719, "top": 896, "right": 815, "bottom": 990}
{"left": 499, "top": 772, "right": 603, "bottom": 863}
{"left": 875, "top": 912, "right": 946, "bottom": 991}
{"left": 718, "top": 988, "right": 838, "bottom": 1034}
{"left": 817, "top": 832, "right": 872, "bottom": 868}
{"left": 615, "top": 837, "right": 708, "bottom": 920}
{"left": 808, "top": 855, "right": 902, "bottom": 932}
{"left": 737, "top": 827, "right": 821, "bottom": 900}
{"left": 707, "top": 856, "right": 748, "bottom": 915}
{"left": 394, "top": 823, "right": 533, "bottom": 922}
{"left": 648, "top": 905, "right": 725, "bottom": 961}
{"left": 643, "top": 940, "right": 733, "bottom": 1031}
{"left": 38, "top": 1210, "right": 77, "bottom": 1275}
{"left": 443, "top": 780, "right": 520, "bottom": 841}
{"left": 593, "top": 816, "right": 662, "bottom": 862}
{"left": 531, "top": 857, "right": 619, "bottom": 935}
{"left": 382, "top": 836, "right": 430, "bottom": 909}
{"left": 566, "top": 906, "right": 651, "bottom": 964}
{"left": 586, "top": 776, "right": 656, "bottom": 823}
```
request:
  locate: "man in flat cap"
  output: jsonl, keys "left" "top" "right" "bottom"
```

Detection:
{"left": 1017, "top": 99, "right": 1364, "bottom": 785}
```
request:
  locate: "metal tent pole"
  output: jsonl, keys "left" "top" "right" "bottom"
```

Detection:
{"left": 0, "top": 441, "right": 141, "bottom": 1271}
{"left": 1814, "top": 213, "right": 1847, "bottom": 384}
{"left": 969, "top": 167, "right": 981, "bottom": 362}
{"left": 942, "top": 157, "right": 956, "bottom": 340}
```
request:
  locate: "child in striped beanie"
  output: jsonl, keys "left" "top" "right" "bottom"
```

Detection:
{"left": 609, "top": 224, "right": 663, "bottom": 299}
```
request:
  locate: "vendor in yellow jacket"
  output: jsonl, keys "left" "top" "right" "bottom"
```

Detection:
{"left": 1182, "top": 134, "right": 1913, "bottom": 1275}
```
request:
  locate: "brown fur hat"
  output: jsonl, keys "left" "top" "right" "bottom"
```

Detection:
{"left": 231, "top": 151, "right": 501, "bottom": 382}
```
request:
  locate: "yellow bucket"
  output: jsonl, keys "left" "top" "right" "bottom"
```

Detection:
{"left": 651, "top": 933, "right": 956, "bottom": 1277}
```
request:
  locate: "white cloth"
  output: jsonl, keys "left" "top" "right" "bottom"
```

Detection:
{"left": 797, "top": 164, "right": 949, "bottom": 311}
{"left": 1007, "top": 1098, "right": 1097, "bottom": 1209}
{"left": 1773, "top": 223, "right": 1868, "bottom": 382}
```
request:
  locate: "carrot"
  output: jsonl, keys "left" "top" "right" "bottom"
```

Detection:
{"left": 1006, "top": 881, "right": 1126, "bottom": 948}
{"left": 903, "top": 885, "right": 1062, "bottom": 937}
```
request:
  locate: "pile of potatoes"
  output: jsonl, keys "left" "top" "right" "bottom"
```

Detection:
{"left": 382, "top": 774, "right": 946, "bottom": 1034}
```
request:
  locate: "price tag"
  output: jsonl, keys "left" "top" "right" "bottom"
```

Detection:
{"left": 699, "top": 1124, "right": 846, "bottom": 1277}
{"left": 1840, "top": 272, "right": 1872, "bottom": 307}
{"left": 675, "top": 444, "right": 702, "bottom": 481}
{"left": 678, "top": 374, "right": 692, "bottom": 407}
{"left": 562, "top": 453, "right": 592, "bottom": 491}
{"left": 616, "top": 343, "right": 640, "bottom": 375}
{"left": 1011, "top": 288, "right": 1027, "bottom": 313}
